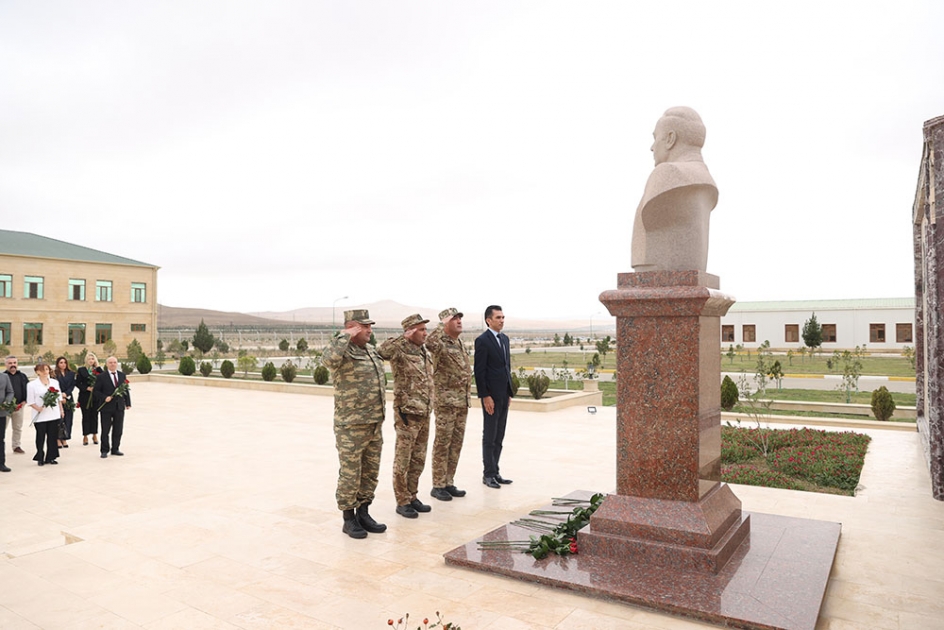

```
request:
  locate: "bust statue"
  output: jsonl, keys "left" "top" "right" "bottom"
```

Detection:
{"left": 631, "top": 106, "right": 718, "bottom": 273}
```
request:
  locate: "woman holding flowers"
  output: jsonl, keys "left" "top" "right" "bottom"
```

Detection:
{"left": 76, "top": 353, "right": 101, "bottom": 446}
{"left": 26, "top": 362, "right": 63, "bottom": 466}
{"left": 54, "top": 356, "right": 76, "bottom": 449}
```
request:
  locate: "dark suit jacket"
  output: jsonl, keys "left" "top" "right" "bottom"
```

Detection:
{"left": 474, "top": 329, "right": 513, "bottom": 401}
{"left": 93, "top": 371, "right": 132, "bottom": 411}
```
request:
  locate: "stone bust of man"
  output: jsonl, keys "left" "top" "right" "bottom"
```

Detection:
{"left": 631, "top": 106, "right": 718, "bottom": 273}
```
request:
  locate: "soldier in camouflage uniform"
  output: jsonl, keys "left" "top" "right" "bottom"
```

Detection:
{"left": 425, "top": 307, "right": 472, "bottom": 502}
{"left": 321, "top": 309, "right": 388, "bottom": 539}
{"left": 378, "top": 313, "right": 434, "bottom": 518}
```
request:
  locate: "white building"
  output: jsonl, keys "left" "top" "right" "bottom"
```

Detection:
{"left": 720, "top": 298, "right": 915, "bottom": 352}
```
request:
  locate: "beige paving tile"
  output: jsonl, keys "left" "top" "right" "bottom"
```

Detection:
{"left": 226, "top": 602, "right": 339, "bottom": 630}
{"left": 143, "top": 607, "right": 242, "bottom": 629}
{"left": 90, "top": 583, "right": 189, "bottom": 625}
{"left": 0, "top": 605, "right": 42, "bottom": 630}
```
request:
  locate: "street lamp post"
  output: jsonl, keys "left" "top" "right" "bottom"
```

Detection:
{"left": 332, "top": 296, "right": 349, "bottom": 333}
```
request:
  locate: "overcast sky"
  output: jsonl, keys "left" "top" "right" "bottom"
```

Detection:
{"left": 2, "top": 1, "right": 941, "bottom": 323}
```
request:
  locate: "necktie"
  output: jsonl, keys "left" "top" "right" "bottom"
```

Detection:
{"left": 112, "top": 373, "right": 118, "bottom": 387}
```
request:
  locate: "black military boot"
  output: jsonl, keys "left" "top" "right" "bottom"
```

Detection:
{"left": 356, "top": 502, "right": 387, "bottom": 533}
{"left": 342, "top": 509, "right": 367, "bottom": 539}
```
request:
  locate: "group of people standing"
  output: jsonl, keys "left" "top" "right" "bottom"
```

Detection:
{"left": 0, "top": 353, "right": 132, "bottom": 472}
{"left": 323, "top": 305, "right": 515, "bottom": 539}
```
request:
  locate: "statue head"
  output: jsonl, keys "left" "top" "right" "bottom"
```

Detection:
{"left": 651, "top": 106, "right": 706, "bottom": 165}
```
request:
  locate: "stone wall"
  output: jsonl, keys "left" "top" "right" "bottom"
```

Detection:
{"left": 913, "top": 114, "right": 944, "bottom": 500}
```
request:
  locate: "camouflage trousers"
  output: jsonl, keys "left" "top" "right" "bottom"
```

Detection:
{"left": 334, "top": 421, "right": 383, "bottom": 511}
{"left": 392, "top": 412, "right": 430, "bottom": 506}
{"left": 431, "top": 406, "right": 468, "bottom": 488}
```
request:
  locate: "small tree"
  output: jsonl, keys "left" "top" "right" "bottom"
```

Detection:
{"left": 296, "top": 338, "right": 308, "bottom": 352}
{"left": 767, "top": 359, "right": 784, "bottom": 390}
{"left": 199, "top": 361, "right": 213, "bottom": 377}
{"left": 43, "top": 350, "right": 56, "bottom": 365}
{"left": 802, "top": 313, "right": 823, "bottom": 358}
{"left": 725, "top": 344, "right": 736, "bottom": 364}
{"left": 136, "top": 354, "right": 152, "bottom": 374}
{"left": 178, "top": 356, "right": 196, "bottom": 376}
{"left": 313, "top": 365, "right": 330, "bottom": 385}
{"left": 237, "top": 355, "right": 257, "bottom": 378}
{"left": 126, "top": 339, "right": 144, "bottom": 363}
{"left": 192, "top": 320, "right": 215, "bottom": 354}
{"left": 510, "top": 371, "right": 520, "bottom": 397}
{"left": 902, "top": 345, "right": 916, "bottom": 371}
{"left": 563, "top": 332, "right": 572, "bottom": 346}
{"left": 214, "top": 339, "right": 230, "bottom": 354}
{"left": 552, "top": 333, "right": 561, "bottom": 347}
{"left": 595, "top": 336, "right": 612, "bottom": 368}
{"left": 278, "top": 339, "right": 290, "bottom": 352}
{"left": 154, "top": 349, "right": 166, "bottom": 369}
{"left": 180, "top": 340, "right": 189, "bottom": 351}
{"left": 261, "top": 361, "right": 277, "bottom": 382}
{"left": 156, "top": 339, "right": 163, "bottom": 351}
{"left": 280, "top": 360, "right": 298, "bottom": 383}
{"left": 753, "top": 340, "right": 772, "bottom": 393}
{"left": 836, "top": 346, "right": 864, "bottom": 403}
{"left": 871, "top": 386, "right": 896, "bottom": 421}
{"left": 220, "top": 360, "right": 235, "bottom": 379}
{"left": 527, "top": 370, "right": 550, "bottom": 400}
{"left": 120, "top": 360, "right": 135, "bottom": 374}
{"left": 721, "top": 375, "right": 738, "bottom": 411}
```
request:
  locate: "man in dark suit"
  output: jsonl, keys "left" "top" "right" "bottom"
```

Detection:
{"left": 474, "top": 305, "right": 514, "bottom": 489}
{"left": 94, "top": 356, "right": 131, "bottom": 458}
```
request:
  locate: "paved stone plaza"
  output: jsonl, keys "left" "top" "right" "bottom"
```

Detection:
{"left": 1, "top": 382, "right": 941, "bottom": 629}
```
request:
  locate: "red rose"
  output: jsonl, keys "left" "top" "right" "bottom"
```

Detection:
{"left": 124, "top": 379, "right": 130, "bottom": 384}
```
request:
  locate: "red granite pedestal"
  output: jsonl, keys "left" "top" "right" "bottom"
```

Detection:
{"left": 444, "top": 271, "right": 841, "bottom": 630}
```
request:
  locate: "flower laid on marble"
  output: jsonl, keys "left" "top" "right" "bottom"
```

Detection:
{"left": 41, "top": 387, "right": 61, "bottom": 408}
{"left": 478, "top": 493, "right": 604, "bottom": 560}
{"left": 387, "top": 611, "right": 460, "bottom": 629}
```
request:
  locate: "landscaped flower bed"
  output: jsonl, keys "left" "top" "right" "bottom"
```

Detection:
{"left": 721, "top": 425, "right": 871, "bottom": 496}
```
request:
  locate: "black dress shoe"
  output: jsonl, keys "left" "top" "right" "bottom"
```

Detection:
{"left": 495, "top": 475, "right": 513, "bottom": 484}
{"left": 430, "top": 487, "right": 453, "bottom": 501}
{"left": 409, "top": 498, "right": 431, "bottom": 513}
{"left": 100, "top": 453, "right": 108, "bottom": 458}
{"left": 445, "top": 485, "right": 466, "bottom": 497}
{"left": 396, "top": 504, "right": 419, "bottom": 519}
{"left": 45, "top": 460, "right": 58, "bottom": 465}
{"left": 0, "top": 465, "right": 11, "bottom": 472}
{"left": 111, "top": 451, "right": 124, "bottom": 456}
{"left": 37, "top": 461, "right": 44, "bottom": 466}
{"left": 483, "top": 477, "right": 501, "bottom": 489}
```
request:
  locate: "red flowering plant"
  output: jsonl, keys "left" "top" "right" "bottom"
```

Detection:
{"left": 97, "top": 378, "right": 130, "bottom": 411}
{"left": 387, "top": 612, "right": 460, "bottom": 629}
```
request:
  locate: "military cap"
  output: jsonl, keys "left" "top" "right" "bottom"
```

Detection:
{"left": 401, "top": 313, "right": 429, "bottom": 330}
{"left": 438, "top": 307, "right": 463, "bottom": 321}
{"left": 344, "top": 309, "right": 375, "bottom": 325}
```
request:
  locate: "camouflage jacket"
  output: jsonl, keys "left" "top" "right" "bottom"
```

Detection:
{"left": 377, "top": 335, "right": 433, "bottom": 417}
{"left": 425, "top": 324, "right": 471, "bottom": 408}
{"left": 321, "top": 332, "right": 387, "bottom": 426}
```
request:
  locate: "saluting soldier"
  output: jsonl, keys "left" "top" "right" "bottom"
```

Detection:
{"left": 322, "top": 309, "right": 388, "bottom": 539}
{"left": 378, "top": 314, "right": 434, "bottom": 519}
{"left": 425, "top": 308, "right": 472, "bottom": 502}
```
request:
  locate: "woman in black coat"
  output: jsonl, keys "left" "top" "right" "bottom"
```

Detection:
{"left": 54, "top": 356, "right": 76, "bottom": 448}
{"left": 75, "top": 353, "right": 102, "bottom": 446}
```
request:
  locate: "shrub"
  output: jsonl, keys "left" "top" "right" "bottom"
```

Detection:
{"left": 721, "top": 464, "right": 806, "bottom": 491}
{"left": 280, "top": 360, "right": 297, "bottom": 383}
{"left": 261, "top": 361, "right": 277, "bottom": 382}
{"left": 720, "top": 375, "right": 738, "bottom": 411}
{"left": 192, "top": 319, "right": 215, "bottom": 354}
{"left": 278, "top": 339, "right": 290, "bottom": 352}
{"left": 136, "top": 354, "right": 152, "bottom": 374}
{"left": 527, "top": 371, "right": 550, "bottom": 400}
{"left": 178, "top": 356, "right": 196, "bottom": 376}
{"left": 510, "top": 372, "right": 520, "bottom": 396}
{"left": 120, "top": 360, "right": 135, "bottom": 374}
{"left": 199, "top": 361, "right": 212, "bottom": 377}
{"left": 297, "top": 338, "right": 308, "bottom": 352}
{"left": 220, "top": 359, "right": 235, "bottom": 379}
{"left": 313, "top": 365, "right": 330, "bottom": 385}
{"left": 870, "top": 386, "right": 896, "bottom": 421}
{"left": 126, "top": 339, "right": 144, "bottom": 363}
{"left": 721, "top": 441, "right": 759, "bottom": 465}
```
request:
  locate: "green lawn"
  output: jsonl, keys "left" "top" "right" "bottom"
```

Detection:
{"left": 721, "top": 353, "right": 914, "bottom": 377}
{"left": 757, "top": 387, "right": 915, "bottom": 406}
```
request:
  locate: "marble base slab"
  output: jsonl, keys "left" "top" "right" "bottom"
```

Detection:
{"left": 444, "top": 491, "right": 841, "bottom": 630}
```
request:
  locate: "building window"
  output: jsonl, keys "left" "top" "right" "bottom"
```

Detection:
{"left": 23, "top": 323, "right": 43, "bottom": 345}
{"left": 68, "top": 279, "right": 86, "bottom": 301}
{"left": 897, "top": 323, "right": 913, "bottom": 343}
{"left": 785, "top": 324, "right": 799, "bottom": 343}
{"left": 69, "top": 324, "right": 86, "bottom": 345}
{"left": 822, "top": 324, "right": 837, "bottom": 343}
{"left": 24, "top": 276, "right": 44, "bottom": 299}
{"left": 131, "top": 323, "right": 146, "bottom": 332}
{"left": 96, "top": 280, "right": 113, "bottom": 302}
{"left": 869, "top": 324, "right": 886, "bottom": 343}
{"left": 742, "top": 325, "right": 756, "bottom": 343}
{"left": 0, "top": 322, "right": 10, "bottom": 345}
{"left": 131, "top": 282, "right": 146, "bottom": 303}
{"left": 721, "top": 325, "right": 734, "bottom": 342}
{"left": 95, "top": 323, "right": 112, "bottom": 344}
{"left": 0, "top": 274, "right": 11, "bottom": 298}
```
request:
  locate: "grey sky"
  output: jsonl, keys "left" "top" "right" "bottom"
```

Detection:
{"left": 2, "top": 1, "right": 941, "bottom": 322}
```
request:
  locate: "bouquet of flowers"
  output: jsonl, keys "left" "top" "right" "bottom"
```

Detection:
{"left": 84, "top": 367, "right": 102, "bottom": 410}
{"left": 42, "top": 387, "right": 61, "bottom": 408}
{"left": 0, "top": 397, "right": 17, "bottom": 416}
{"left": 97, "top": 378, "right": 130, "bottom": 411}
{"left": 63, "top": 397, "right": 76, "bottom": 412}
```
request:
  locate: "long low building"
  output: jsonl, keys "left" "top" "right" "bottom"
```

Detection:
{"left": 0, "top": 230, "right": 159, "bottom": 359}
{"left": 720, "top": 298, "right": 915, "bottom": 352}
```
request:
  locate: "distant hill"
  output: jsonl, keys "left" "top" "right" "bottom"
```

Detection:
{"left": 159, "top": 300, "right": 615, "bottom": 332}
